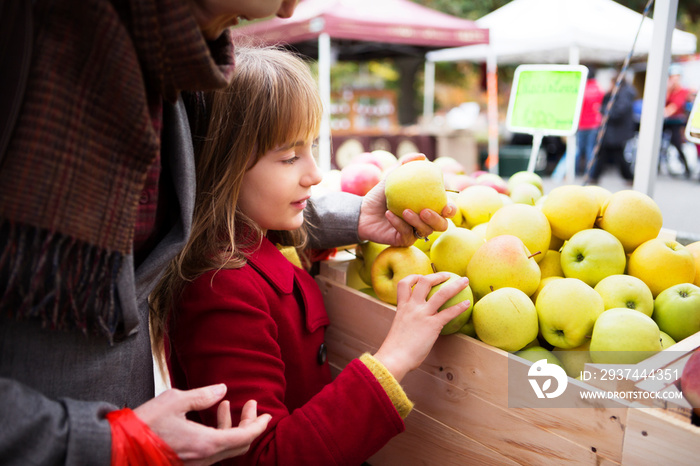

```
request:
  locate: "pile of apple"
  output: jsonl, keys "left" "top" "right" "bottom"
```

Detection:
{"left": 341, "top": 154, "right": 700, "bottom": 381}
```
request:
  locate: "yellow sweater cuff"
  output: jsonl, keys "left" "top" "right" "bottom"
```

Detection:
{"left": 359, "top": 353, "right": 414, "bottom": 419}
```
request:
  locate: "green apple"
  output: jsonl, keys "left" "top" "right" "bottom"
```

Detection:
{"left": 359, "top": 287, "right": 379, "bottom": 299}
{"left": 455, "top": 185, "right": 504, "bottom": 228}
{"left": 652, "top": 283, "right": 700, "bottom": 342}
{"left": 345, "top": 258, "right": 366, "bottom": 290}
{"left": 553, "top": 340, "right": 593, "bottom": 378}
{"left": 466, "top": 234, "right": 541, "bottom": 301}
{"left": 590, "top": 308, "right": 662, "bottom": 364}
{"left": 356, "top": 241, "right": 389, "bottom": 286}
{"left": 516, "top": 346, "right": 565, "bottom": 369}
{"left": 536, "top": 278, "right": 604, "bottom": 349}
{"left": 541, "top": 185, "right": 599, "bottom": 240}
{"left": 539, "top": 250, "right": 564, "bottom": 279}
{"left": 660, "top": 331, "right": 676, "bottom": 349}
{"left": 485, "top": 204, "right": 550, "bottom": 263}
{"left": 507, "top": 170, "right": 544, "bottom": 194}
{"left": 458, "top": 315, "right": 476, "bottom": 338}
{"left": 531, "top": 276, "right": 563, "bottom": 305}
{"left": 384, "top": 160, "right": 447, "bottom": 219}
{"left": 472, "top": 287, "right": 539, "bottom": 352}
{"left": 430, "top": 226, "right": 484, "bottom": 276}
{"left": 596, "top": 190, "right": 663, "bottom": 254}
{"left": 426, "top": 272, "right": 474, "bottom": 335}
{"left": 560, "top": 228, "right": 626, "bottom": 287}
{"left": 628, "top": 238, "right": 696, "bottom": 297}
{"left": 594, "top": 274, "right": 654, "bottom": 317}
{"left": 370, "top": 245, "right": 433, "bottom": 305}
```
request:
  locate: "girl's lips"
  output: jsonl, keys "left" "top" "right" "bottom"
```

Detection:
{"left": 292, "top": 196, "right": 310, "bottom": 209}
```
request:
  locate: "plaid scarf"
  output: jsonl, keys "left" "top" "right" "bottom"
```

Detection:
{"left": 0, "top": 0, "right": 234, "bottom": 340}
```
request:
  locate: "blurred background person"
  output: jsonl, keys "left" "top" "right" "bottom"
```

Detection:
{"left": 663, "top": 63, "right": 691, "bottom": 177}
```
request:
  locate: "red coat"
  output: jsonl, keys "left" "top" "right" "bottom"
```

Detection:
{"left": 167, "top": 237, "right": 404, "bottom": 465}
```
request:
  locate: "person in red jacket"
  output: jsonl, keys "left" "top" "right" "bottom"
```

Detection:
{"left": 150, "top": 45, "right": 470, "bottom": 465}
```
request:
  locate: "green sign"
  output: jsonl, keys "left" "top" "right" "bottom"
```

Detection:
{"left": 686, "top": 91, "right": 700, "bottom": 144}
{"left": 506, "top": 65, "right": 588, "bottom": 136}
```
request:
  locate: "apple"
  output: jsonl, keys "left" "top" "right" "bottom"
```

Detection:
{"left": 368, "top": 149, "right": 399, "bottom": 171}
{"left": 681, "top": 349, "right": 700, "bottom": 417}
{"left": 348, "top": 152, "right": 384, "bottom": 170}
{"left": 345, "top": 258, "right": 366, "bottom": 290}
{"left": 356, "top": 241, "right": 389, "bottom": 286}
{"left": 466, "top": 234, "right": 541, "bottom": 300}
{"left": 531, "top": 276, "right": 563, "bottom": 304}
{"left": 516, "top": 346, "right": 565, "bottom": 369}
{"left": 430, "top": 227, "right": 484, "bottom": 277}
{"left": 426, "top": 272, "right": 474, "bottom": 335}
{"left": 536, "top": 278, "right": 604, "bottom": 349}
{"left": 559, "top": 228, "right": 627, "bottom": 287}
{"left": 340, "top": 162, "right": 382, "bottom": 196}
{"left": 553, "top": 340, "right": 593, "bottom": 378}
{"left": 359, "top": 287, "right": 379, "bottom": 299}
{"left": 443, "top": 173, "right": 477, "bottom": 192}
{"left": 475, "top": 173, "right": 509, "bottom": 195}
{"left": 434, "top": 156, "right": 466, "bottom": 174}
{"left": 596, "top": 190, "right": 664, "bottom": 254}
{"left": 584, "top": 185, "right": 612, "bottom": 212}
{"left": 370, "top": 245, "right": 434, "bottom": 305}
{"left": 652, "top": 283, "right": 700, "bottom": 342}
{"left": 455, "top": 185, "right": 504, "bottom": 228}
{"left": 507, "top": 170, "right": 544, "bottom": 194}
{"left": 485, "top": 204, "right": 550, "bottom": 264}
{"left": 627, "top": 238, "right": 696, "bottom": 297}
{"left": 685, "top": 241, "right": 700, "bottom": 287}
{"left": 446, "top": 192, "right": 466, "bottom": 228}
{"left": 589, "top": 308, "right": 662, "bottom": 365}
{"left": 470, "top": 170, "right": 489, "bottom": 179}
{"left": 472, "top": 287, "right": 539, "bottom": 352}
{"left": 538, "top": 250, "right": 564, "bottom": 279}
{"left": 594, "top": 274, "right": 654, "bottom": 317}
{"left": 470, "top": 222, "right": 489, "bottom": 241}
{"left": 384, "top": 160, "right": 447, "bottom": 220}
{"left": 549, "top": 234, "right": 565, "bottom": 252}
{"left": 458, "top": 316, "right": 476, "bottom": 338}
{"left": 509, "top": 183, "right": 542, "bottom": 205}
{"left": 541, "top": 185, "right": 599, "bottom": 240}
{"left": 660, "top": 331, "right": 676, "bottom": 349}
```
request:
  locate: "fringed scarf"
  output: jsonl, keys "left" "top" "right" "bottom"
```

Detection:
{"left": 0, "top": 0, "right": 234, "bottom": 340}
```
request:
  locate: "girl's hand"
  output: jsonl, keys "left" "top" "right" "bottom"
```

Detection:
{"left": 373, "top": 273, "right": 470, "bottom": 383}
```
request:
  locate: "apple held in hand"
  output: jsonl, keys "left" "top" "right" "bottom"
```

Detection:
{"left": 485, "top": 204, "right": 550, "bottom": 264}
{"left": 589, "top": 308, "right": 663, "bottom": 365}
{"left": 681, "top": 349, "right": 700, "bottom": 417}
{"left": 594, "top": 274, "right": 654, "bottom": 317}
{"left": 371, "top": 245, "right": 433, "bottom": 305}
{"left": 541, "top": 185, "right": 599, "bottom": 240}
{"left": 472, "top": 287, "right": 539, "bottom": 352}
{"left": 466, "top": 234, "right": 541, "bottom": 301}
{"left": 560, "top": 228, "right": 626, "bottom": 287}
{"left": 536, "top": 278, "right": 604, "bottom": 349}
{"left": 652, "top": 283, "right": 700, "bottom": 342}
{"left": 430, "top": 226, "right": 484, "bottom": 277}
{"left": 596, "top": 190, "right": 663, "bottom": 253}
{"left": 384, "top": 160, "right": 447, "bottom": 220}
{"left": 426, "top": 272, "right": 474, "bottom": 335}
{"left": 627, "top": 238, "right": 696, "bottom": 297}
{"left": 340, "top": 163, "right": 383, "bottom": 196}
{"left": 356, "top": 241, "right": 389, "bottom": 286}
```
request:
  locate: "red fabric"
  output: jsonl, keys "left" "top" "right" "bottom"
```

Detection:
{"left": 106, "top": 408, "right": 182, "bottom": 466}
{"left": 578, "top": 79, "right": 604, "bottom": 130}
{"left": 667, "top": 87, "right": 690, "bottom": 120}
{"left": 167, "top": 237, "right": 404, "bottom": 465}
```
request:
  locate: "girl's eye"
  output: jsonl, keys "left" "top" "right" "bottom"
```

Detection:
{"left": 284, "top": 156, "right": 299, "bottom": 165}
{"left": 311, "top": 140, "right": 319, "bottom": 149}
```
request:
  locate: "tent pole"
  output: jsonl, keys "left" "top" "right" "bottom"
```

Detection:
{"left": 486, "top": 53, "right": 499, "bottom": 174}
{"left": 318, "top": 32, "right": 332, "bottom": 172}
{"left": 634, "top": 0, "right": 678, "bottom": 197}
{"left": 564, "top": 45, "right": 580, "bottom": 182}
{"left": 423, "top": 61, "right": 435, "bottom": 124}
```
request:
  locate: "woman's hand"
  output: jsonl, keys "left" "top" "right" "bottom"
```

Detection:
{"left": 373, "top": 273, "right": 470, "bottom": 383}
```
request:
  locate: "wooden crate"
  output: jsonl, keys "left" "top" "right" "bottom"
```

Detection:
{"left": 316, "top": 259, "right": 700, "bottom": 465}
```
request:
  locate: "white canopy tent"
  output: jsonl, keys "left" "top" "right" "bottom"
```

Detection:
{"left": 423, "top": 0, "right": 696, "bottom": 187}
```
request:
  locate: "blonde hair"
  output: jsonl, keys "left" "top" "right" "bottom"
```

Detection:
{"left": 150, "top": 45, "right": 323, "bottom": 366}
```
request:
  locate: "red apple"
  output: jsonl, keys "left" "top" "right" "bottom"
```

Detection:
{"left": 443, "top": 173, "right": 477, "bottom": 192}
{"left": 340, "top": 163, "right": 382, "bottom": 196}
{"left": 476, "top": 173, "right": 509, "bottom": 195}
{"left": 681, "top": 348, "right": 700, "bottom": 417}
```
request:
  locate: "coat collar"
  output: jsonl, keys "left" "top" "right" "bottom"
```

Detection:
{"left": 247, "top": 237, "right": 295, "bottom": 295}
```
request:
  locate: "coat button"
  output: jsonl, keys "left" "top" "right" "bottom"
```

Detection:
{"left": 317, "top": 343, "right": 327, "bottom": 365}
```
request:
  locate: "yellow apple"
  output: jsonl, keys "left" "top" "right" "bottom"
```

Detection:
{"left": 590, "top": 308, "right": 662, "bottom": 364}
{"left": 446, "top": 192, "right": 466, "bottom": 228}
{"left": 384, "top": 159, "right": 447, "bottom": 219}
{"left": 470, "top": 222, "right": 489, "bottom": 241}
{"left": 540, "top": 185, "right": 599, "bottom": 240}
{"left": 559, "top": 228, "right": 627, "bottom": 287}
{"left": 627, "top": 238, "right": 696, "bottom": 297}
{"left": 516, "top": 346, "right": 565, "bottom": 369}
{"left": 660, "top": 331, "right": 676, "bottom": 349}
{"left": 584, "top": 185, "right": 612, "bottom": 212}
{"left": 426, "top": 272, "right": 474, "bottom": 335}
{"left": 596, "top": 190, "right": 664, "bottom": 253}
{"left": 466, "top": 234, "right": 541, "bottom": 301}
{"left": 472, "top": 287, "right": 539, "bottom": 352}
{"left": 538, "top": 250, "right": 564, "bottom": 279}
{"left": 345, "top": 258, "right": 366, "bottom": 290}
{"left": 507, "top": 170, "right": 544, "bottom": 194}
{"left": 370, "top": 245, "right": 433, "bottom": 305}
{"left": 485, "top": 204, "right": 551, "bottom": 263}
{"left": 356, "top": 241, "right": 389, "bottom": 286}
{"left": 549, "top": 234, "right": 565, "bottom": 252}
{"left": 685, "top": 241, "right": 700, "bottom": 287}
{"left": 413, "top": 219, "right": 454, "bottom": 254}
{"left": 430, "top": 227, "right": 484, "bottom": 276}
{"left": 594, "top": 274, "right": 654, "bottom": 317}
{"left": 553, "top": 340, "right": 593, "bottom": 378}
{"left": 509, "top": 182, "right": 543, "bottom": 205}
{"left": 455, "top": 185, "right": 504, "bottom": 228}
{"left": 535, "top": 278, "right": 604, "bottom": 349}
{"left": 531, "top": 276, "right": 563, "bottom": 304}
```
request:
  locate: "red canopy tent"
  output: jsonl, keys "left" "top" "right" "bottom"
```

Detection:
{"left": 230, "top": 0, "right": 489, "bottom": 169}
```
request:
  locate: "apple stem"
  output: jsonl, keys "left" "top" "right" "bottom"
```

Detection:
{"left": 489, "top": 286, "right": 494, "bottom": 292}
{"left": 528, "top": 251, "right": 542, "bottom": 259}
{"left": 431, "top": 263, "right": 438, "bottom": 274}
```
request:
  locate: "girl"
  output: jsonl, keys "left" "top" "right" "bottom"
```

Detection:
{"left": 151, "top": 46, "right": 470, "bottom": 465}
